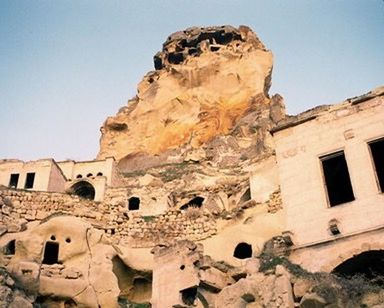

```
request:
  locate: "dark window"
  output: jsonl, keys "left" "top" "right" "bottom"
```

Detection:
{"left": 180, "top": 196, "right": 205, "bottom": 210}
{"left": 8, "top": 174, "right": 19, "bottom": 188}
{"left": 369, "top": 138, "right": 384, "bottom": 192}
{"left": 321, "top": 151, "right": 355, "bottom": 207}
{"left": 128, "top": 197, "right": 140, "bottom": 210}
{"left": 42, "top": 241, "right": 59, "bottom": 265}
{"left": 233, "top": 242, "right": 252, "bottom": 259}
{"left": 24, "top": 172, "right": 35, "bottom": 189}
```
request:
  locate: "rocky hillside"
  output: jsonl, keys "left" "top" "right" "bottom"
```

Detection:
{"left": 98, "top": 26, "right": 276, "bottom": 163}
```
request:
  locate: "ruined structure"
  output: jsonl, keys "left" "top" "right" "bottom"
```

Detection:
{"left": 0, "top": 25, "right": 383, "bottom": 307}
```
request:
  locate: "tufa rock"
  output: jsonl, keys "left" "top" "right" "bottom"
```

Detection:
{"left": 98, "top": 25, "right": 273, "bottom": 162}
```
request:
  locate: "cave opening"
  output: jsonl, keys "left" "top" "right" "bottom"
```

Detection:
{"left": 4, "top": 239, "right": 15, "bottom": 255}
{"left": 180, "top": 286, "right": 197, "bottom": 306}
{"left": 128, "top": 197, "right": 140, "bottom": 211}
{"left": 168, "top": 52, "right": 184, "bottom": 64}
{"left": 42, "top": 241, "right": 59, "bottom": 265}
{"left": 332, "top": 250, "right": 384, "bottom": 285}
{"left": 233, "top": 242, "right": 252, "bottom": 259}
{"left": 180, "top": 196, "right": 205, "bottom": 210}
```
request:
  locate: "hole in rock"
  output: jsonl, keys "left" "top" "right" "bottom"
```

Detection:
{"left": 66, "top": 237, "right": 71, "bottom": 243}
{"left": 87, "top": 173, "right": 93, "bottom": 177}
{"left": 4, "top": 240, "right": 15, "bottom": 255}
{"left": 168, "top": 52, "right": 184, "bottom": 64}
{"left": 233, "top": 242, "right": 252, "bottom": 259}
{"left": 76, "top": 174, "right": 82, "bottom": 179}
{"left": 42, "top": 241, "right": 59, "bottom": 265}
{"left": 128, "top": 197, "right": 140, "bottom": 210}
{"left": 181, "top": 286, "right": 197, "bottom": 306}
{"left": 97, "top": 172, "right": 103, "bottom": 176}
{"left": 332, "top": 250, "right": 384, "bottom": 285}
{"left": 180, "top": 196, "right": 205, "bottom": 210}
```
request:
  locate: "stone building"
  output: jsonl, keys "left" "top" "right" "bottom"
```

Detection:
{"left": 272, "top": 86, "right": 384, "bottom": 273}
{"left": 0, "top": 157, "right": 116, "bottom": 201}
{"left": 0, "top": 25, "right": 383, "bottom": 307}
{"left": 0, "top": 159, "right": 66, "bottom": 193}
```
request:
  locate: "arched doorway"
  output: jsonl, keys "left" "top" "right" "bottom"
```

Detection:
{"left": 180, "top": 197, "right": 205, "bottom": 210}
{"left": 332, "top": 250, "right": 384, "bottom": 284}
{"left": 69, "top": 181, "right": 95, "bottom": 200}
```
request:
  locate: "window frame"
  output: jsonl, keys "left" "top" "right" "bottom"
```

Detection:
{"left": 319, "top": 149, "right": 355, "bottom": 208}
{"left": 24, "top": 172, "right": 36, "bottom": 189}
{"left": 8, "top": 173, "right": 20, "bottom": 188}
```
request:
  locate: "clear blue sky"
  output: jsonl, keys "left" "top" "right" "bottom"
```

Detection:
{"left": 1, "top": 1, "right": 383, "bottom": 161}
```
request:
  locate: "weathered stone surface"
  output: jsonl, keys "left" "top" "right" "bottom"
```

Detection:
{"left": 9, "top": 295, "right": 33, "bottom": 308}
{"left": 199, "top": 267, "right": 235, "bottom": 292}
{"left": 98, "top": 25, "right": 273, "bottom": 162}
{"left": 293, "top": 278, "right": 313, "bottom": 300}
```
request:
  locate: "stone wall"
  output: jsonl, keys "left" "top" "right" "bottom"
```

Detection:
{"left": 0, "top": 187, "right": 217, "bottom": 248}
{"left": 121, "top": 210, "right": 216, "bottom": 248}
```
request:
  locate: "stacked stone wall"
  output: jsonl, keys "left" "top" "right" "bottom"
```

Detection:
{"left": 0, "top": 187, "right": 217, "bottom": 248}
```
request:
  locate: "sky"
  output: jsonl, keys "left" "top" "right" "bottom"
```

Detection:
{"left": 0, "top": 1, "right": 383, "bottom": 161}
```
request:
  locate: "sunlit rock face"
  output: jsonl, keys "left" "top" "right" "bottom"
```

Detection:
{"left": 97, "top": 25, "right": 273, "bottom": 161}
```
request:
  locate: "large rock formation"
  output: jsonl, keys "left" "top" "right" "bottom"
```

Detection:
{"left": 98, "top": 25, "right": 273, "bottom": 162}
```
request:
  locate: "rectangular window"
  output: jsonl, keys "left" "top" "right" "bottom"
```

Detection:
{"left": 24, "top": 172, "right": 35, "bottom": 189}
{"left": 321, "top": 151, "right": 355, "bottom": 207}
{"left": 8, "top": 174, "right": 19, "bottom": 188}
{"left": 369, "top": 138, "right": 384, "bottom": 192}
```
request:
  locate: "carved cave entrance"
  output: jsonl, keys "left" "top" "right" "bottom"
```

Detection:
{"left": 128, "top": 197, "right": 140, "bottom": 211}
{"left": 42, "top": 241, "right": 59, "bottom": 265}
{"left": 70, "top": 181, "right": 95, "bottom": 200}
{"left": 332, "top": 250, "right": 384, "bottom": 285}
{"left": 233, "top": 242, "right": 252, "bottom": 259}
